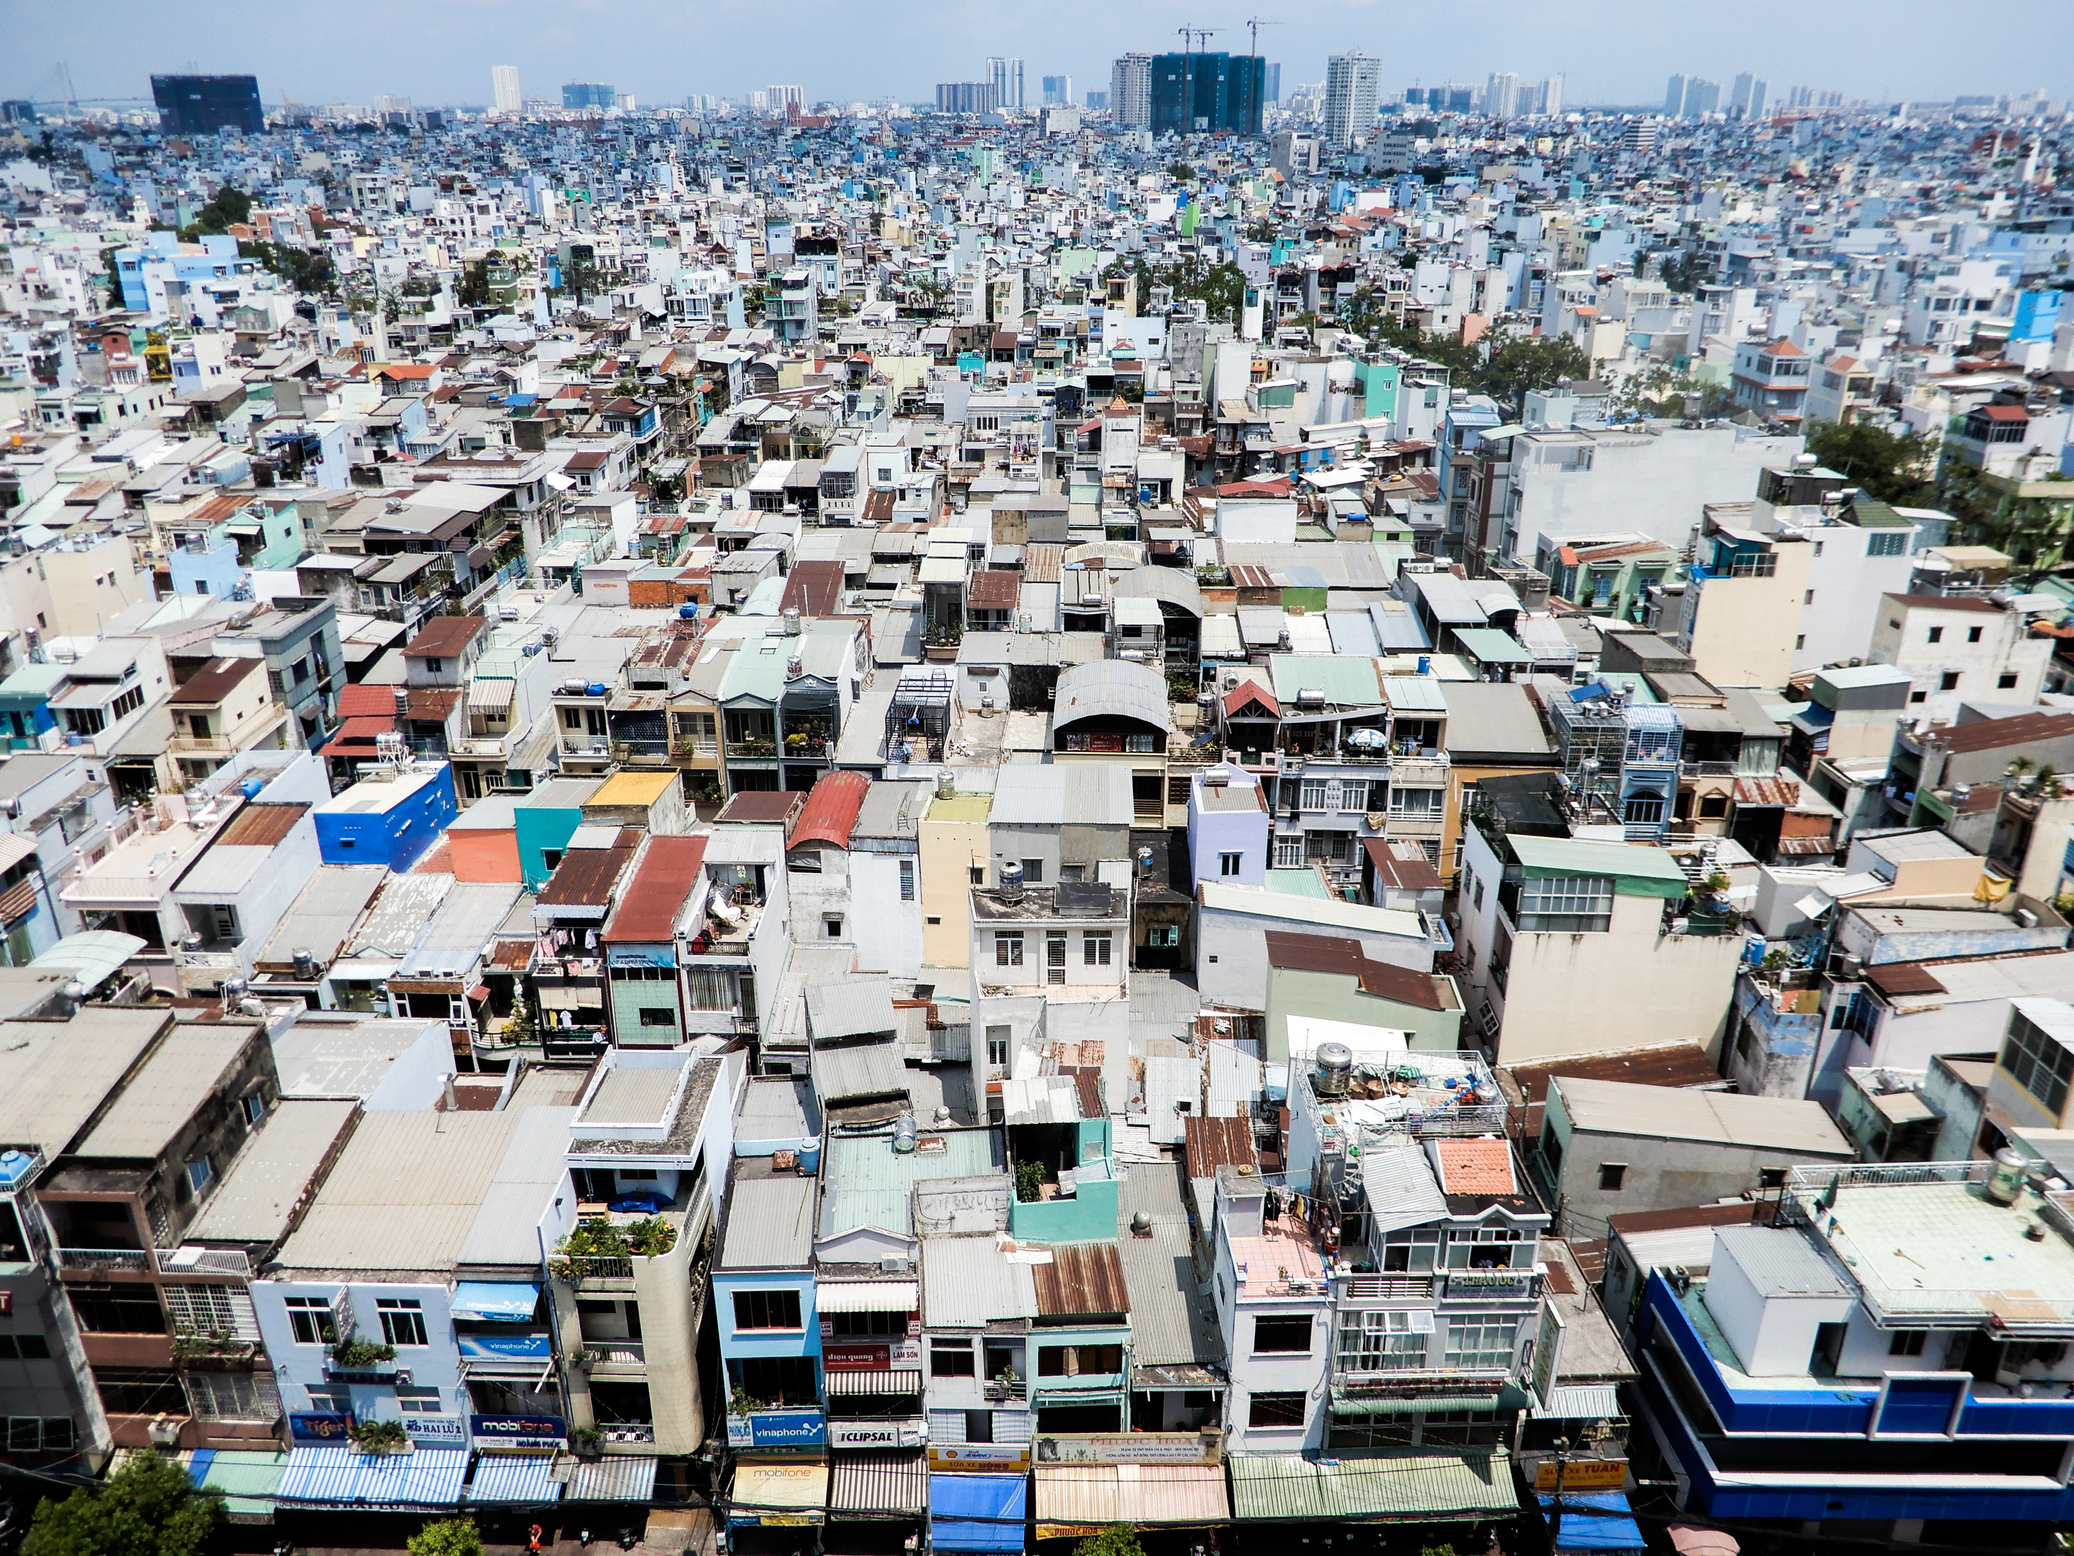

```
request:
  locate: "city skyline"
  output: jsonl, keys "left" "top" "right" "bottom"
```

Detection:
{"left": 5, "top": 0, "right": 2070, "bottom": 114}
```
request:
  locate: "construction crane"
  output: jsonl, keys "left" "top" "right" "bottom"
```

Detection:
{"left": 1243, "top": 18, "right": 1282, "bottom": 135}
{"left": 1175, "top": 27, "right": 1219, "bottom": 134}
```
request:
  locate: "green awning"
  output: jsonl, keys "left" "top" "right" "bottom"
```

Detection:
{"left": 1453, "top": 629, "right": 1532, "bottom": 665}
{"left": 1229, "top": 1447, "right": 1518, "bottom": 1523}
{"left": 1505, "top": 834, "right": 1691, "bottom": 900}
{"left": 1331, "top": 1392, "right": 1502, "bottom": 1417}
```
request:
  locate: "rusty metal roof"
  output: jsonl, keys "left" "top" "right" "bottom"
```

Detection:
{"left": 1032, "top": 1242, "right": 1130, "bottom": 1319}
{"left": 214, "top": 802, "right": 310, "bottom": 848}
{"left": 1183, "top": 1115, "right": 1257, "bottom": 1181}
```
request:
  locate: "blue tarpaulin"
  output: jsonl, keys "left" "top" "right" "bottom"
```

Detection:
{"left": 451, "top": 1282, "right": 541, "bottom": 1321}
{"left": 1542, "top": 1491, "right": 1648, "bottom": 1551}
{"left": 929, "top": 1474, "right": 1027, "bottom": 1551}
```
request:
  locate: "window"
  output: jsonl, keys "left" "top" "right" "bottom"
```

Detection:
{"left": 963, "top": 1408, "right": 994, "bottom": 1442}
{"left": 1758, "top": 1167, "right": 1788, "bottom": 1189}
{"left": 284, "top": 1296, "right": 337, "bottom": 1346}
{"left": 1795, "top": 635, "right": 1806, "bottom": 650}
{"left": 1968, "top": 626, "right": 1984, "bottom": 643}
{"left": 1514, "top": 875, "right": 1614, "bottom": 933}
{"left": 1021, "top": 858, "right": 1044, "bottom": 885}
{"left": 376, "top": 1299, "right": 428, "bottom": 1347}
{"left": 1300, "top": 778, "right": 1329, "bottom": 811}
{"left": 1338, "top": 780, "right": 1369, "bottom": 813}
{"left": 831, "top": 1310, "right": 906, "bottom": 1338}
{"left": 1046, "top": 932, "right": 1067, "bottom": 985}
{"left": 969, "top": 865, "right": 985, "bottom": 885}
{"left": 824, "top": 916, "right": 843, "bottom": 939}
{"left": 1999, "top": 673, "right": 2020, "bottom": 690}
{"left": 1443, "top": 1319, "right": 1517, "bottom": 1371}
{"left": 1939, "top": 672, "right": 1960, "bottom": 691}
{"left": 931, "top": 1338, "right": 976, "bottom": 1377}
{"left": 995, "top": 932, "right": 1023, "bottom": 967}
{"left": 1598, "top": 1163, "right": 1627, "bottom": 1192}
{"left": 1804, "top": 590, "right": 1815, "bottom": 605}
{"left": 185, "top": 1158, "right": 213, "bottom": 1197}
{"left": 1909, "top": 690, "right": 1926, "bottom": 704}
{"left": 1890, "top": 1329, "right": 1928, "bottom": 1357}
{"left": 1220, "top": 851, "right": 1243, "bottom": 877}
{"left": 1866, "top": 531, "right": 1907, "bottom": 557}
{"left": 639, "top": 1007, "right": 675, "bottom": 1028}
{"left": 1253, "top": 1316, "right": 1313, "bottom": 1354}
{"left": 1388, "top": 788, "right": 1442, "bottom": 817}
{"left": 1080, "top": 933, "right": 1113, "bottom": 968}
{"left": 787, "top": 848, "right": 822, "bottom": 873}
{"left": 733, "top": 1290, "right": 803, "bottom": 1331}
{"left": 1273, "top": 834, "right": 1303, "bottom": 868}
{"left": 899, "top": 860, "right": 915, "bottom": 901}
{"left": 1927, "top": 626, "right": 1943, "bottom": 643}
{"left": 2001, "top": 1007, "right": 2074, "bottom": 1117}
{"left": 1038, "top": 1343, "right": 1122, "bottom": 1375}
{"left": 986, "top": 1026, "right": 1011, "bottom": 1067}
{"left": 1147, "top": 924, "right": 1179, "bottom": 948}
{"left": 564, "top": 708, "right": 584, "bottom": 730}
{"left": 1248, "top": 1392, "right": 1307, "bottom": 1428}
{"left": 241, "top": 1091, "right": 268, "bottom": 1126}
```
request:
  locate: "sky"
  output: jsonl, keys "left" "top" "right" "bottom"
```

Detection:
{"left": 3, "top": 0, "right": 2070, "bottom": 114}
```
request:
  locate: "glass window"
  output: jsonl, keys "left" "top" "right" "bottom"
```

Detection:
{"left": 1514, "top": 874, "right": 1613, "bottom": 932}
{"left": 733, "top": 1290, "right": 803, "bottom": 1331}
{"left": 284, "top": 1296, "right": 337, "bottom": 1346}
{"left": 899, "top": 860, "right": 915, "bottom": 901}
{"left": 1248, "top": 1392, "right": 1307, "bottom": 1427}
{"left": 2002, "top": 1009, "right": 2074, "bottom": 1117}
{"left": 995, "top": 933, "right": 1023, "bottom": 967}
{"left": 931, "top": 1338, "right": 976, "bottom": 1377}
{"left": 1443, "top": 1318, "right": 1517, "bottom": 1371}
{"left": 1253, "top": 1316, "right": 1313, "bottom": 1353}
{"left": 376, "top": 1299, "right": 427, "bottom": 1347}
{"left": 1220, "top": 851, "right": 1243, "bottom": 876}
{"left": 1083, "top": 933, "right": 1111, "bottom": 967}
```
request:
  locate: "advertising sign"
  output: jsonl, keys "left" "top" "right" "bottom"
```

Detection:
{"left": 929, "top": 1443, "right": 1030, "bottom": 1471}
{"left": 1032, "top": 1432, "right": 1221, "bottom": 1466}
{"left": 289, "top": 1412, "right": 350, "bottom": 1444}
{"left": 727, "top": 1409, "right": 828, "bottom": 1449}
{"left": 470, "top": 1414, "right": 567, "bottom": 1450}
{"left": 828, "top": 1419, "right": 925, "bottom": 1449}
{"left": 405, "top": 1414, "right": 466, "bottom": 1445}
{"left": 1533, "top": 1458, "right": 1628, "bottom": 1492}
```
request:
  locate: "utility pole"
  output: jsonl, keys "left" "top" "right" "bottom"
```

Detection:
{"left": 1243, "top": 18, "right": 1282, "bottom": 137}
{"left": 1546, "top": 1435, "right": 1570, "bottom": 1555}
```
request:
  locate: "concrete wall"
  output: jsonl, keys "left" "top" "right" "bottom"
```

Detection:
{"left": 851, "top": 847, "right": 923, "bottom": 978}
{"left": 919, "top": 795, "right": 990, "bottom": 969}
{"left": 1197, "top": 906, "right": 1433, "bottom": 1012}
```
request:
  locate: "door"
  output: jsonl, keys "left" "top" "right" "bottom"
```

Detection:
{"left": 1046, "top": 932, "right": 1066, "bottom": 986}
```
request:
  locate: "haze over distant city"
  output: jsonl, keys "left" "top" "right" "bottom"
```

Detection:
{"left": 4, "top": 0, "right": 2070, "bottom": 112}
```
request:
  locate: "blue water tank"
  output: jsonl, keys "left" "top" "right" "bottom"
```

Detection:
{"left": 1416, "top": 655, "right": 1431, "bottom": 674}
{"left": 240, "top": 778, "right": 264, "bottom": 799}
{"left": 678, "top": 603, "right": 699, "bottom": 621}
{"left": 586, "top": 682, "right": 607, "bottom": 697}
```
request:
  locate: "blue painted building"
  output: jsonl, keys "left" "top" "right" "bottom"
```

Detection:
{"left": 713, "top": 1160, "right": 822, "bottom": 1424}
{"left": 1636, "top": 1166, "right": 2074, "bottom": 1541}
{"left": 0, "top": 663, "right": 64, "bottom": 751}
{"left": 312, "top": 763, "right": 458, "bottom": 871}
{"left": 166, "top": 530, "right": 245, "bottom": 598}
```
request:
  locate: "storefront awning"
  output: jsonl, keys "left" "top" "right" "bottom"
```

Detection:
{"left": 1228, "top": 1447, "right": 1517, "bottom": 1523}
{"left": 566, "top": 1455, "right": 658, "bottom": 1502}
{"left": 182, "top": 1449, "right": 287, "bottom": 1522}
{"left": 1034, "top": 1464, "right": 1229, "bottom": 1535}
{"left": 829, "top": 1449, "right": 927, "bottom": 1517}
{"left": 277, "top": 1446, "right": 468, "bottom": 1508}
{"left": 1331, "top": 1391, "right": 1501, "bottom": 1416}
{"left": 825, "top": 1369, "right": 923, "bottom": 1397}
{"left": 731, "top": 1461, "right": 829, "bottom": 1527}
{"left": 817, "top": 1280, "right": 917, "bottom": 1313}
{"left": 452, "top": 1282, "right": 541, "bottom": 1322}
{"left": 468, "top": 1453, "right": 562, "bottom": 1505}
{"left": 1542, "top": 1491, "right": 1647, "bottom": 1551}
{"left": 929, "top": 1472, "right": 1027, "bottom": 1551}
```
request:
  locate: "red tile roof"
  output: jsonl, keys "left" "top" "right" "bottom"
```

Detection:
{"left": 1978, "top": 404, "right": 2031, "bottom": 421}
{"left": 404, "top": 616, "right": 487, "bottom": 659}
{"left": 1434, "top": 1139, "right": 1515, "bottom": 1195}
{"left": 791, "top": 770, "right": 869, "bottom": 852}
{"left": 1223, "top": 680, "right": 1279, "bottom": 717}
{"left": 336, "top": 683, "right": 402, "bottom": 719}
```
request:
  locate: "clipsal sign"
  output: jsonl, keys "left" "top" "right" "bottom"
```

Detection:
{"left": 828, "top": 1419, "right": 924, "bottom": 1449}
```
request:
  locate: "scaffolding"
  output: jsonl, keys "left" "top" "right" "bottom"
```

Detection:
{"left": 883, "top": 667, "right": 952, "bottom": 761}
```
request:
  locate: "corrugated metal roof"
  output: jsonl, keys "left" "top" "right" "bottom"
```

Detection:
{"left": 347, "top": 872, "right": 455, "bottom": 959}
{"left": 254, "top": 866, "right": 389, "bottom": 970}
{"left": 819, "top": 1128, "right": 1000, "bottom": 1242}
{"left": 0, "top": 1007, "right": 169, "bottom": 1158}
{"left": 719, "top": 1172, "right": 818, "bottom": 1269}
{"left": 988, "top": 764, "right": 1134, "bottom": 828}
{"left": 1713, "top": 1225, "right": 1850, "bottom": 1298}
{"left": 1531, "top": 1383, "right": 1626, "bottom": 1420}
{"left": 602, "top": 835, "right": 707, "bottom": 943}
{"left": 1035, "top": 1465, "right": 1228, "bottom": 1527}
{"left": 1506, "top": 835, "right": 1690, "bottom": 899}
{"left": 921, "top": 1234, "right": 1038, "bottom": 1326}
{"left": 1002, "top": 1075, "right": 1082, "bottom": 1126}
{"left": 397, "top": 881, "right": 525, "bottom": 978}
{"left": 1228, "top": 1447, "right": 1517, "bottom": 1522}
{"left": 807, "top": 975, "right": 898, "bottom": 1040}
{"left": 794, "top": 770, "right": 870, "bottom": 851}
{"left": 831, "top": 1449, "right": 927, "bottom": 1515}
{"left": 1363, "top": 1146, "right": 1450, "bottom": 1235}
{"left": 1118, "top": 1162, "right": 1225, "bottom": 1371}
{"left": 1032, "top": 1242, "right": 1130, "bottom": 1317}
{"left": 188, "top": 1099, "right": 359, "bottom": 1244}
{"left": 77, "top": 1026, "right": 252, "bottom": 1160}
{"left": 1052, "top": 658, "right": 1167, "bottom": 730}
{"left": 539, "top": 838, "right": 636, "bottom": 908}
{"left": 810, "top": 1038, "right": 910, "bottom": 1105}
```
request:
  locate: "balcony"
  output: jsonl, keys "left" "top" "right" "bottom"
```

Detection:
{"left": 725, "top": 738, "right": 777, "bottom": 759}
{"left": 584, "top": 1339, "right": 647, "bottom": 1374}
{"left": 168, "top": 732, "right": 238, "bottom": 754}
{"left": 1338, "top": 1276, "right": 1436, "bottom": 1302}
{"left": 57, "top": 1246, "right": 152, "bottom": 1273}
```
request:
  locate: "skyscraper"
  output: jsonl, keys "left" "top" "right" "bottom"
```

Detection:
{"left": 1538, "top": 75, "right": 1564, "bottom": 116}
{"left": 987, "top": 57, "right": 1024, "bottom": 110}
{"left": 491, "top": 66, "right": 521, "bottom": 114}
{"left": 1729, "top": 72, "right": 1767, "bottom": 118}
{"left": 1684, "top": 77, "right": 1720, "bottom": 116}
{"left": 1110, "top": 54, "right": 1152, "bottom": 129}
{"left": 1041, "top": 75, "right": 1073, "bottom": 107}
{"left": 1664, "top": 74, "right": 1687, "bottom": 116}
{"left": 1485, "top": 71, "right": 1519, "bottom": 118}
{"left": 149, "top": 75, "right": 265, "bottom": 137}
{"left": 1149, "top": 52, "right": 1266, "bottom": 136}
{"left": 562, "top": 82, "right": 615, "bottom": 110}
{"left": 1265, "top": 63, "right": 1280, "bottom": 104}
{"left": 1323, "top": 52, "right": 1382, "bottom": 147}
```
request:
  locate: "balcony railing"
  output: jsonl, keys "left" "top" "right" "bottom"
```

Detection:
{"left": 559, "top": 1255, "right": 635, "bottom": 1283}
{"left": 1339, "top": 1276, "right": 1436, "bottom": 1302}
{"left": 169, "top": 732, "right": 238, "bottom": 753}
{"left": 586, "top": 1339, "right": 646, "bottom": 1369}
{"left": 725, "top": 739, "right": 777, "bottom": 759}
{"left": 57, "top": 1247, "right": 153, "bottom": 1273}
{"left": 600, "top": 1421, "right": 655, "bottom": 1444}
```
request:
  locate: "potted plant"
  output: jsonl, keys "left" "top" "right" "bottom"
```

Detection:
{"left": 332, "top": 1334, "right": 397, "bottom": 1369}
{"left": 569, "top": 1424, "right": 603, "bottom": 1459}
{"left": 623, "top": 1215, "right": 678, "bottom": 1257}
{"left": 565, "top": 1346, "right": 599, "bottom": 1372}
{"left": 348, "top": 1418, "right": 410, "bottom": 1455}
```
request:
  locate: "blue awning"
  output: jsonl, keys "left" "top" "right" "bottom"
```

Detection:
{"left": 452, "top": 1282, "right": 541, "bottom": 1321}
{"left": 469, "top": 1453, "right": 563, "bottom": 1505}
{"left": 277, "top": 1446, "right": 365, "bottom": 1503}
{"left": 1541, "top": 1491, "right": 1647, "bottom": 1551}
{"left": 397, "top": 1449, "right": 468, "bottom": 1507}
{"left": 929, "top": 1473, "right": 1027, "bottom": 1552}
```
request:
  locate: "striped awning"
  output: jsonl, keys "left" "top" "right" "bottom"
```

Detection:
{"left": 566, "top": 1455, "right": 659, "bottom": 1502}
{"left": 1331, "top": 1391, "right": 1501, "bottom": 1417}
{"left": 829, "top": 1449, "right": 926, "bottom": 1517}
{"left": 469, "top": 1453, "right": 563, "bottom": 1505}
{"left": 816, "top": 1281, "right": 917, "bottom": 1313}
{"left": 825, "top": 1369, "right": 923, "bottom": 1397}
{"left": 277, "top": 1446, "right": 364, "bottom": 1504}
{"left": 468, "top": 678, "right": 517, "bottom": 713}
{"left": 275, "top": 1447, "right": 467, "bottom": 1507}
